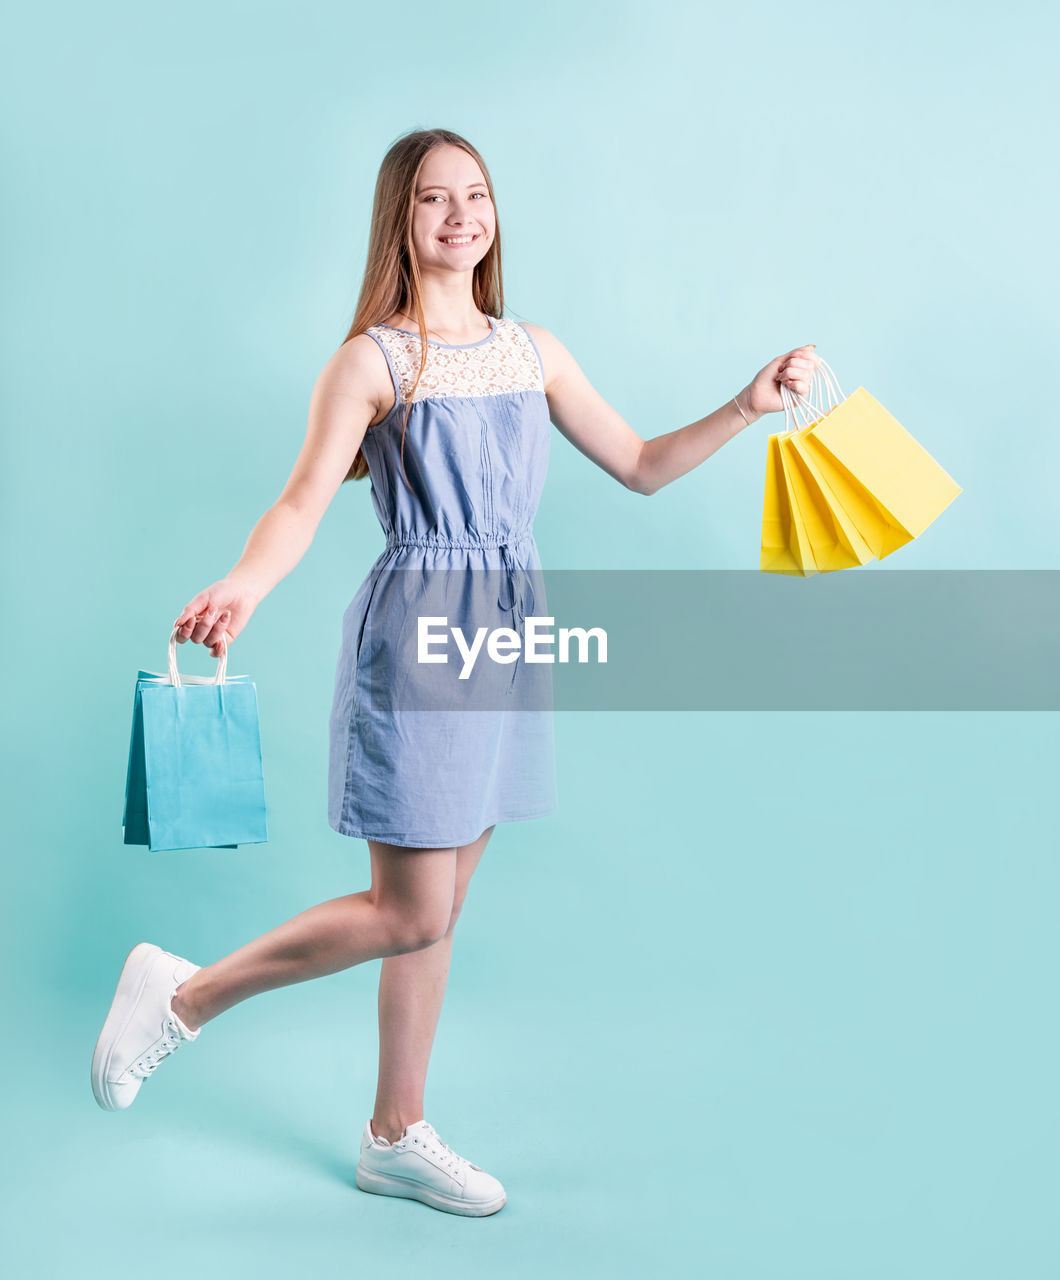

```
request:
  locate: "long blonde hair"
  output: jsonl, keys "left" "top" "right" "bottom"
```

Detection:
{"left": 341, "top": 128, "right": 505, "bottom": 489}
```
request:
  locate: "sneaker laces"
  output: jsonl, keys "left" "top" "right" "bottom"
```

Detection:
{"left": 417, "top": 1123, "right": 478, "bottom": 1174}
{"left": 128, "top": 1016, "right": 188, "bottom": 1079}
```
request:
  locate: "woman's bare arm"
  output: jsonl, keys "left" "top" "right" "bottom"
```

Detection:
{"left": 173, "top": 333, "right": 392, "bottom": 654}
{"left": 523, "top": 324, "right": 816, "bottom": 496}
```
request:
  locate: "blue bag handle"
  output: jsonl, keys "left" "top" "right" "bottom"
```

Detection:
{"left": 167, "top": 626, "right": 228, "bottom": 687}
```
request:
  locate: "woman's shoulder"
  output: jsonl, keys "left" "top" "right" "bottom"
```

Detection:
{"left": 513, "top": 319, "right": 549, "bottom": 341}
{"left": 512, "top": 319, "right": 567, "bottom": 355}
{"left": 508, "top": 320, "right": 575, "bottom": 393}
{"left": 316, "top": 331, "right": 395, "bottom": 414}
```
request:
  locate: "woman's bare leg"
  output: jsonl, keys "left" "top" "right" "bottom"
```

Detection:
{"left": 370, "top": 826, "right": 494, "bottom": 1144}
{"left": 170, "top": 844, "right": 460, "bottom": 1030}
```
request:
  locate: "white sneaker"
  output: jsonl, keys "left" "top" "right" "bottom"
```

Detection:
{"left": 91, "top": 942, "right": 201, "bottom": 1111}
{"left": 356, "top": 1118, "right": 507, "bottom": 1216}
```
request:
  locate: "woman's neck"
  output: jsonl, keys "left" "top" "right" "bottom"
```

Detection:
{"left": 384, "top": 301, "right": 491, "bottom": 345}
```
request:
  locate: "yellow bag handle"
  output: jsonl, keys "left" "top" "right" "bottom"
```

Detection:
{"left": 778, "top": 355, "right": 846, "bottom": 430}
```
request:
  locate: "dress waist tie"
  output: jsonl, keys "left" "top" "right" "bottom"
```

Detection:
{"left": 497, "top": 541, "right": 536, "bottom": 696}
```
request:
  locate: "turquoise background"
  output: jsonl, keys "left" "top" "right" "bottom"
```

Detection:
{"left": 3, "top": 0, "right": 1058, "bottom": 1274}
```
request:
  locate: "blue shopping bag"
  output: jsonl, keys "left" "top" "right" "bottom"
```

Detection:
{"left": 122, "top": 629, "right": 268, "bottom": 852}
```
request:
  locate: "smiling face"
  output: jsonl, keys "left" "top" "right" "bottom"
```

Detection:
{"left": 408, "top": 143, "right": 495, "bottom": 276}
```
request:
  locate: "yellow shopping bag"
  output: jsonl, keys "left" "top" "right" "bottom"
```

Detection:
{"left": 797, "top": 367, "right": 962, "bottom": 558}
{"left": 780, "top": 429, "right": 874, "bottom": 572}
{"left": 796, "top": 423, "right": 913, "bottom": 559}
{"left": 760, "top": 361, "right": 962, "bottom": 570}
{"left": 761, "top": 432, "right": 814, "bottom": 575}
{"left": 786, "top": 416, "right": 891, "bottom": 563}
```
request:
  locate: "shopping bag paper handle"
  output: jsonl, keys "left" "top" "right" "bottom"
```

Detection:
{"left": 780, "top": 381, "right": 820, "bottom": 431}
{"left": 813, "top": 357, "right": 846, "bottom": 406}
{"left": 779, "top": 356, "right": 847, "bottom": 433}
{"left": 167, "top": 626, "right": 228, "bottom": 687}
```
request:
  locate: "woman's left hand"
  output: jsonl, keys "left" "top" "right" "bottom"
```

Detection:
{"left": 740, "top": 344, "right": 820, "bottom": 418}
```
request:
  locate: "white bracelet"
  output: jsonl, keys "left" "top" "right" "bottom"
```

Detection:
{"left": 732, "top": 393, "right": 751, "bottom": 427}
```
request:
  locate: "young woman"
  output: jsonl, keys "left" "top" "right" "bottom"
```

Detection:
{"left": 91, "top": 127, "right": 819, "bottom": 1217}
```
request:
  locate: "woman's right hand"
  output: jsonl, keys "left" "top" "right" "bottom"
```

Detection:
{"left": 173, "top": 576, "right": 260, "bottom": 659}
{"left": 740, "top": 344, "right": 819, "bottom": 418}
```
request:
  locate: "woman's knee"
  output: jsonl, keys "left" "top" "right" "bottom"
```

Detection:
{"left": 367, "top": 842, "right": 458, "bottom": 952}
{"left": 398, "top": 884, "right": 470, "bottom": 947}
{"left": 382, "top": 904, "right": 452, "bottom": 953}
{"left": 381, "top": 887, "right": 466, "bottom": 951}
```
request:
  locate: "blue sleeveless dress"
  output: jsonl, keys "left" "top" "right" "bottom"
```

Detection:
{"left": 327, "top": 315, "right": 558, "bottom": 848}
